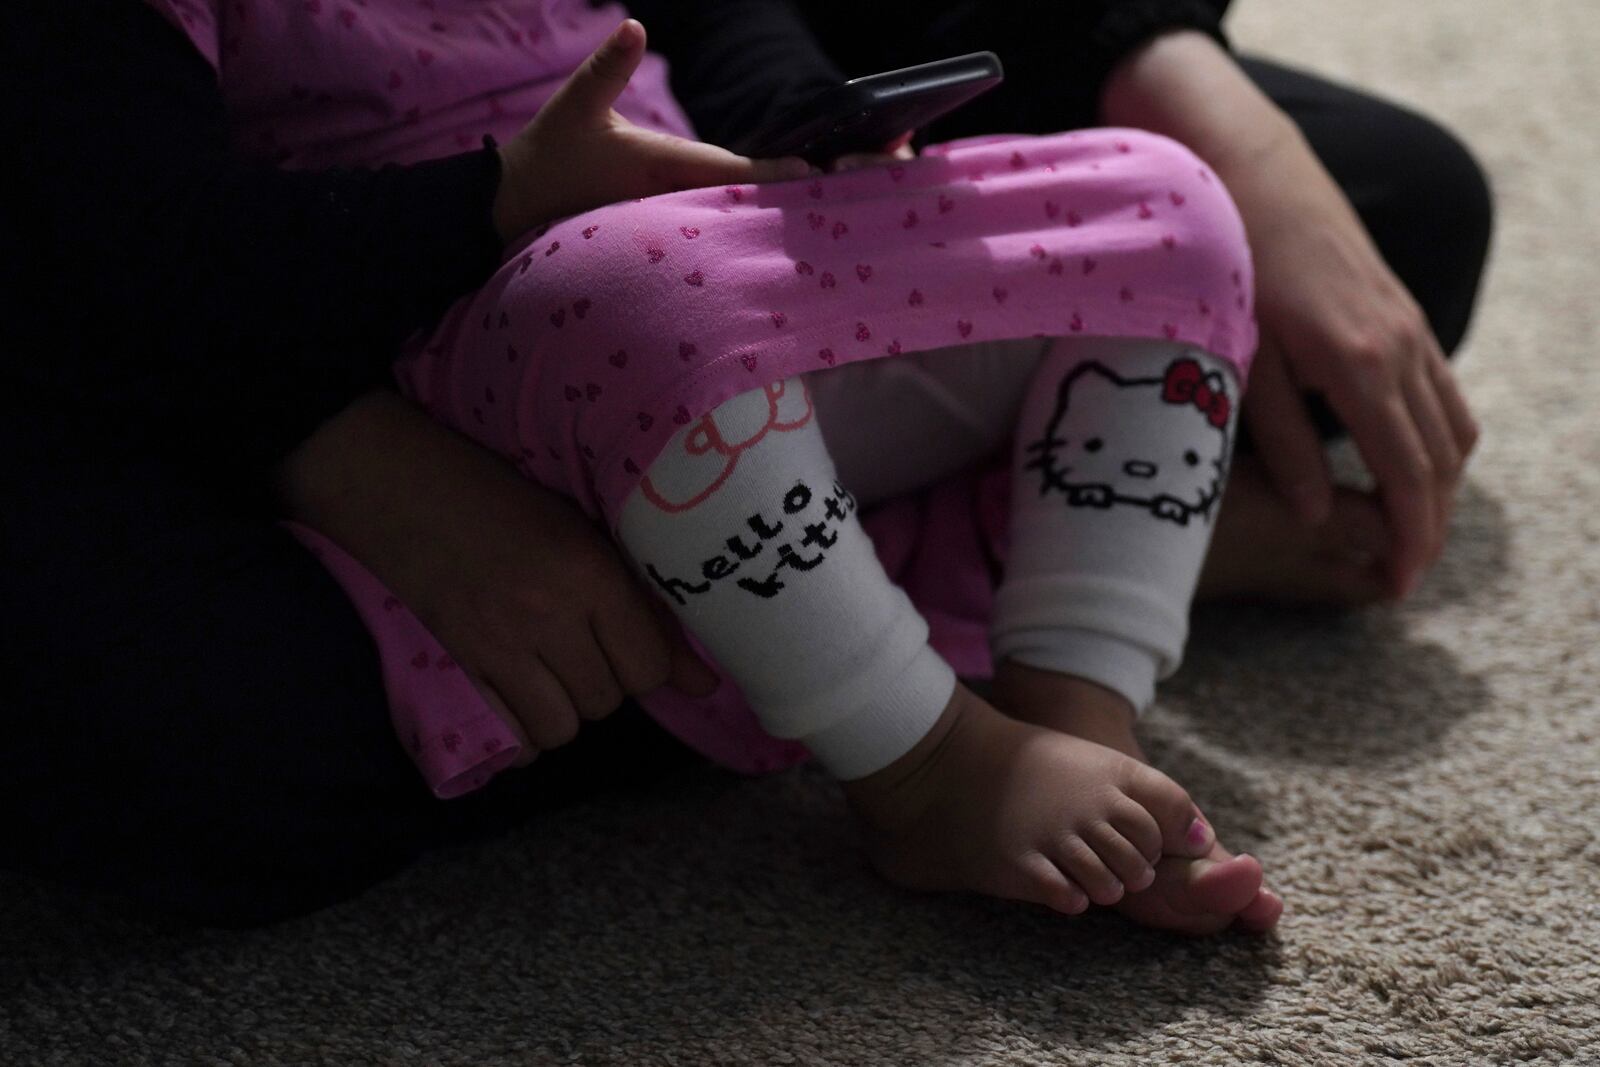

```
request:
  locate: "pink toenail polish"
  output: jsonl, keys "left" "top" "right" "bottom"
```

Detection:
{"left": 1186, "top": 818, "right": 1209, "bottom": 849}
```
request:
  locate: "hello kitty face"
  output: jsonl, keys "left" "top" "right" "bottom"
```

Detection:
{"left": 1022, "top": 358, "right": 1233, "bottom": 525}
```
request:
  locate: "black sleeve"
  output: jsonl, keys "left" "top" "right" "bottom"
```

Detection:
{"left": 1, "top": 0, "right": 507, "bottom": 470}
{"left": 624, "top": 0, "right": 847, "bottom": 150}
{"left": 795, "top": 0, "right": 1235, "bottom": 143}
{"left": 1082, "top": 0, "right": 1235, "bottom": 96}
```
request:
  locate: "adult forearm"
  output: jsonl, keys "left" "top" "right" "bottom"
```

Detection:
{"left": 1098, "top": 29, "right": 1301, "bottom": 177}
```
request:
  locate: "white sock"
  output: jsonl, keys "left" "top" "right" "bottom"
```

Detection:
{"left": 992, "top": 337, "right": 1240, "bottom": 711}
{"left": 615, "top": 377, "right": 955, "bottom": 780}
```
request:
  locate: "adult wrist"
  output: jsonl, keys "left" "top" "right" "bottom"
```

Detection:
{"left": 1098, "top": 28, "right": 1299, "bottom": 178}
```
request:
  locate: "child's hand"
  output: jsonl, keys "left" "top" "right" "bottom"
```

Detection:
{"left": 491, "top": 19, "right": 812, "bottom": 242}
{"left": 276, "top": 391, "right": 721, "bottom": 764}
{"left": 828, "top": 133, "right": 917, "bottom": 173}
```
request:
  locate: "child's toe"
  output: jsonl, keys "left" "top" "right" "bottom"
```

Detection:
{"left": 1108, "top": 797, "right": 1164, "bottom": 864}
{"left": 1085, "top": 821, "right": 1156, "bottom": 892}
{"left": 1235, "top": 888, "right": 1284, "bottom": 931}
{"left": 1124, "top": 763, "right": 1210, "bottom": 858}
{"left": 1052, "top": 834, "right": 1125, "bottom": 906}
{"left": 1009, "top": 853, "right": 1090, "bottom": 916}
{"left": 1178, "top": 853, "right": 1264, "bottom": 915}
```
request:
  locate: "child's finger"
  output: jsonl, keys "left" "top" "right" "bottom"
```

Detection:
{"left": 469, "top": 672, "right": 540, "bottom": 768}
{"left": 592, "top": 591, "right": 674, "bottom": 697}
{"left": 648, "top": 596, "right": 722, "bottom": 697}
{"left": 830, "top": 152, "right": 890, "bottom": 173}
{"left": 548, "top": 18, "right": 647, "bottom": 123}
{"left": 658, "top": 139, "right": 809, "bottom": 189}
{"left": 542, "top": 629, "right": 626, "bottom": 722}
{"left": 489, "top": 655, "right": 585, "bottom": 748}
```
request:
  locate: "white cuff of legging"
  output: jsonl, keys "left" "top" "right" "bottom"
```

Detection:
{"left": 800, "top": 644, "right": 956, "bottom": 781}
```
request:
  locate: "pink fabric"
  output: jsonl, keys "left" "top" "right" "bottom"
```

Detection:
{"left": 144, "top": 0, "right": 696, "bottom": 166}
{"left": 150, "top": 0, "right": 1257, "bottom": 796}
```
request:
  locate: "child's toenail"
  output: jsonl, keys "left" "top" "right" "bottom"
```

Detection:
{"left": 1186, "top": 818, "right": 1210, "bottom": 849}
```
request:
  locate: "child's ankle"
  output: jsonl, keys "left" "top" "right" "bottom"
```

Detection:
{"left": 842, "top": 683, "right": 1006, "bottom": 834}
{"left": 990, "top": 659, "right": 1142, "bottom": 757}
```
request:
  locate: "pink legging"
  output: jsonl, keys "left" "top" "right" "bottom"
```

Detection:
{"left": 291, "top": 129, "right": 1258, "bottom": 796}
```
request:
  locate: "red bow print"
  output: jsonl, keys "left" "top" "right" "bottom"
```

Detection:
{"left": 1161, "top": 358, "right": 1230, "bottom": 428}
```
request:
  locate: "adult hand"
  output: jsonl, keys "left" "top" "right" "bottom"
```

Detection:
{"left": 275, "top": 391, "right": 720, "bottom": 763}
{"left": 1224, "top": 123, "right": 1479, "bottom": 598}
{"left": 1100, "top": 30, "right": 1479, "bottom": 599}
{"left": 492, "top": 18, "right": 811, "bottom": 242}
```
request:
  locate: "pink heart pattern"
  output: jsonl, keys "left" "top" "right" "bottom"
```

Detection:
{"left": 352, "top": 117, "right": 1255, "bottom": 798}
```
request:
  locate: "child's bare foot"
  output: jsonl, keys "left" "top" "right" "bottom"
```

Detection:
{"left": 1199, "top": 453, "right": 1392, "bottom": 605}
{"left": 989, "top": 660, "right": 1284, "bottom": 935}
{"left": 843, "top": 683, "right": 1214, "bottom": 917}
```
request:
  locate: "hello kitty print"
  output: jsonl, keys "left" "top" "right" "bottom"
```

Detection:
{"left": 157, "top": 0, "right": 1263, "bottom": 790}
{"left": 1022, "top": 357, "right": 1235, "bottom": 526}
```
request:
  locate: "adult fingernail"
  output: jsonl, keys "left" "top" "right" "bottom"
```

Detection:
{"left": 1186, "top": 817, "right": 1211, "bottom": 850}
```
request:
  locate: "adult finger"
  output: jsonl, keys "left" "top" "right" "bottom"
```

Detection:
{"left": 470, "top": 671, "right": 542, "bottom": 767}
{"left": 546, "top": 18, "right": 647, "bottom": 124}
{"left": 1242, "top": 340, "right": 1333, "bottom": 526}
{"left": 1286, "top": 552, "right": 1390, "bottom": 606}
{"left": 1317, "top": 486, "right": 1390, "bottom": 559}
{"left": 1330, "top": 376, "right": 1436, "bottom": 599}
{"left": 488, "top": 655, "right": 585, "bottom": 749}
{"left": 1401, "top": 360, "right": 1462, "bottom": 560}
{"left": 1427, "top": 347, "right": 1480, "bottom": 459}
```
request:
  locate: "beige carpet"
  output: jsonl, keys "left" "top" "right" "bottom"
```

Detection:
{"left": 5, "top": 2, "right": 1599, "bottom": 1064}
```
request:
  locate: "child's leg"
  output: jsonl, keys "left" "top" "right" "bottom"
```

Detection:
{"left": 614, "top": 375, "right": 1214, "bottom": 915}
{"left": 993, "top": 335, "right": 1238, "bottom": 713}
{"left": 805, "top": 337, "right": 1050, "bottom": 507}
{"left": 985, "top": 335, "right": 1281, "bottom": 932}
{"left": 810, "top": 332, "right": 1278, "bottom": 931}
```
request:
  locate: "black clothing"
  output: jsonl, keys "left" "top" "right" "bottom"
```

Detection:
{"left": 3, "top": 0, "right": 507, "bottom": 474}
{"left": 626, "top": 1, "right": 1233, "bottom": 150}
{"left": 5, "top": 0, "right": 1235, "bottom": 473}
{"left": 0, "top": 1, "right": 1491, "bottom": 927}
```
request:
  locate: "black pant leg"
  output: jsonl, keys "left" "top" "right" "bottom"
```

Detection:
{"left": 1235, "top": 55, "right": 1494, "bottom": 357}
{"left": 0, "top": 402, "right": 686, "bottom": 928}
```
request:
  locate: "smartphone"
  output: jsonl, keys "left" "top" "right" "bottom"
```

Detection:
{"left": 733, "top": 51, "right": 1004, "bottom": 165}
